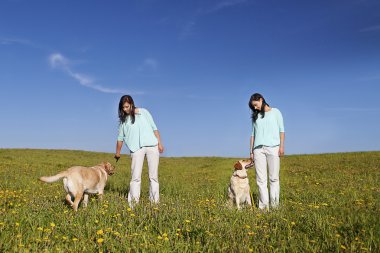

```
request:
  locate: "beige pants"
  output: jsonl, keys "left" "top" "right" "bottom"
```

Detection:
{"left": 254, "top": 145, "right": 280, "bottom": 210}
{"left": 128, "top": 146, "right": 159, "bottom": 207}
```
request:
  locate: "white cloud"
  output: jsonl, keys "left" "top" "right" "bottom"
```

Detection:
{"left": 206, "top": 0, "right": 248, "bottom": 14}
{"left": 68, "top": 71, "right": 94, "bottom": 86}
{"left": 179, "top": 0, "right": 249, "bottom": 39}
{"left": 49, "top": 53, "right": 142, "bottom": 94}
{"left": 49, "top": 53, "right": 69, "bottom": 69}
{"left": 360, "top": 25, "right": 380, "bottom": 32}
{"left": 0, "top": 38, "right": 28, "bottom": 45}
{"left": 179, "top": 20, "right": 197, "bottom": 40}
{"left": 137, "top": 58, "right": 158, "bottom": 72}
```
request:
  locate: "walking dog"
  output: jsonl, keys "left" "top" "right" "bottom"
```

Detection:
{"left": 39, "top": 162, "right": 115, "bottom": 211}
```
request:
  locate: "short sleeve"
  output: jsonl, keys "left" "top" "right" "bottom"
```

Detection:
{"left": 117, "top": 124, "right": 124, "bottom": 141}
{"left": 276, "top": 110, "right": 285, "bottom": 132}
{"left": 142, "top": 109, "right": 158, "bottom": 131}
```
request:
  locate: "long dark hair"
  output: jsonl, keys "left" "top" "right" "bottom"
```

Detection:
{"left": 118, "top": 95, "right": 136, "bottom": 124}
{"left": 248, "top": 93, "right": 269, "bottom": 122}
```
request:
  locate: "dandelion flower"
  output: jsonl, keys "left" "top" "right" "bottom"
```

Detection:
{"left": 97, "top": 238, "right": 104, "bottom": 244}
{"left": 97, "top": 229, "right": 104, "bottom": 235}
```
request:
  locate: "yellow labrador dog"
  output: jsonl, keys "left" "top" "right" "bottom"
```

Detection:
{"left": 227, "top": 159, "right": 254, "bottom": 209}
{"left": 39, "top": 162, "right": 115, "bottom": 211}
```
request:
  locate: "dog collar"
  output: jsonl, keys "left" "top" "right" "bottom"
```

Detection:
{"left": 233, "top": 174, "right": 248, "bottom": 179}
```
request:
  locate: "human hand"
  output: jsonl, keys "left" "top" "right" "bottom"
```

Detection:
{"left": 250, "top": 153, "right": 254, "bottom": 161}
{"left": 114, "top": 154, "right": 121, "bottom": 162}
{"left": 158, "top": 143, "right": 164, "bottom": 153}
{"left": 279, "top": 146, "right": 284, "bottom": 157}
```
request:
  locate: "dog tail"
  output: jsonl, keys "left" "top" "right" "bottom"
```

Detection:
{"left": 39, "top": 171, "right": 68, "bottom": 183}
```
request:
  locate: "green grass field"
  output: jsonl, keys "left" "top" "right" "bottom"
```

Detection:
{"left": 0, "top": 149, "right": 379, "bottom": 252}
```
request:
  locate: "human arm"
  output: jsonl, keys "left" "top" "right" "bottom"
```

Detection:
{"left": 279, "top": 132, "right": 285, "bottom": 156}
{"left": 114, "top": 140, "right": 123, "bottom": 161}
{"left": 154, "top": 130, "right": 164, "bottom": 153}
{"left": 250, "top": 135, "right": 254, "bottom": 160}
{"left": 115, "top": 123, "right": 124, "bottom": 161}
{"left": 276, "top": 109, "right": 285, "bottom": 157}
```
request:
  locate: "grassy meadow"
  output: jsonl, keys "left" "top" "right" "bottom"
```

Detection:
{"left": 0, "top": 149, "right": 379, "bottom": 252}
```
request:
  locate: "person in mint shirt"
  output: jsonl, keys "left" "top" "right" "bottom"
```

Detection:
{"left": 114, "top": 95, "right": 164, "bottom": 207}
{"left": 248, "top": 93, "right": 285, "bottom": 211}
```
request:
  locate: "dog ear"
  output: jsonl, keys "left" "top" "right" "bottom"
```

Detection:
{"left": 234, "top": 161, "right": 242, "bottom": 170}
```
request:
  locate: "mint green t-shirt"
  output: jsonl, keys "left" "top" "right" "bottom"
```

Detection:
{"left": 251, "top": 108, "right": 285, "bottom": 149}
{"left": 117, "top": 108, "right": 158, "bottom": 153}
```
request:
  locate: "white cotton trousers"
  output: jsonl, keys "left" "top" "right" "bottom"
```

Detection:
{"left": 128, "top": 146, "right": 160, "bottom": 207}
{"left": 253, "top": 145, "right": 280, "bottom": 210}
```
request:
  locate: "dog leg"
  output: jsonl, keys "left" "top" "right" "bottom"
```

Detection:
{"left": 65, "top": 194, "right": 74, "bottom": 206}
{"left": 227, "top": 187, "right": 234, "bottom": 208}
{"left": 82, "top": 194, "right": 89, "bottom": 208}
{"left": 72, "top": 192, "right": 83, "bottom": 212}
{"left": 247, "top": 192, "right": 252, "bottom": 206}
{"left": 235, "top": 195, "right": 241, "bottom": 210}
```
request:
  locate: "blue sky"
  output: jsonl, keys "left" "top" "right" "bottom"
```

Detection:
{"left": 1, "top": 0, "right": 379, "bottom": 157}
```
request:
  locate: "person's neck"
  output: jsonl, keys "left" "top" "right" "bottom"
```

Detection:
{"left": 264, "top": 105, "right": 271, "bottom": 112}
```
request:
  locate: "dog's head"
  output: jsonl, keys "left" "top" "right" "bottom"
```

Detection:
{"left": 102, "top": 162, "right": 115, "bottom": 176}
{"left": 234, "top": 159, "right": 254, "bottom": 170}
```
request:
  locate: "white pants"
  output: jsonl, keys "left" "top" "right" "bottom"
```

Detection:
{"left": 254, "top": 146, "right": 280, "bottom": 210}
{"left": 128, "top": 146, "right": 160, "bottom": 207}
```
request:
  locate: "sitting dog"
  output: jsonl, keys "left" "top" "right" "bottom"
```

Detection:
{"left": 227, "top": 159, "right": 254, "bottom": 209}
{"left": 39, "top": 162, "right": 115, "bottom": 211}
